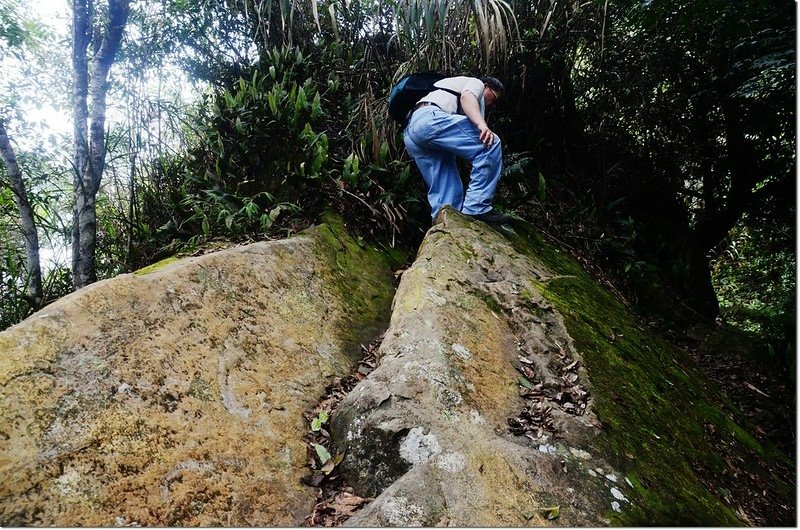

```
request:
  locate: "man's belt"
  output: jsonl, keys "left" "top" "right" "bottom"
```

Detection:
{"left": 407, "top": 101, "right": 440, "bottom": 120}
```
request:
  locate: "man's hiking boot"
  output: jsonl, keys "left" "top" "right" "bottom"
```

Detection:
{"left": 468, "top": 209, "right": 513, "bottom": 224}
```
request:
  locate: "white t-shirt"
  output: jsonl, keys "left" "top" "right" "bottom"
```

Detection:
{"left": 418, "top": 76, "right": 485, "bottom": 116}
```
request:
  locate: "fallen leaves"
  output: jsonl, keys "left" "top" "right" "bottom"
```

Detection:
{"left": 683, "top": 328, "right": 795, "bottom": 526}
{"left": 509, "top": 400, "right": 555, "bottom": 437}
{"left": 541, "top": 505, "right": 560, "bottom": 520}
{"left": 305, "top": 488, "right": 373, "bottom": 527}
{"left": 509, "top": 352, "right": 590, "bottom": 439}
{"left": 300, "top": 335, "right": 383, "bottom": 526}
{"left": 321, "top": 453, "right": 345, "bottom": 475}
{"left": 521, "top": 505, "right": 561, "bottom": 521}
{"left": 314, "top": 443, "right": 332, "bottom": 465}
{"left": 518, "top": 375, "right": 535, "bottom": 390}
{"left": 744, "top": 382, "right": 770, "bottom": 398}
{"left": 555, "top": 385, "right": 589, "bottom": 415}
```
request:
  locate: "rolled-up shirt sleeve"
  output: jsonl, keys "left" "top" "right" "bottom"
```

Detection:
{"left": 461, "top": 77, "right": 484, "bottom": 100}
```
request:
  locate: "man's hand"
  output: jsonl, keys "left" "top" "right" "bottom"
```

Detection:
{"left": 461, "top": 90, "right": 495, "bottom": 148}
{"left": 478, "top": 124, "right": 495, "bottom": 147}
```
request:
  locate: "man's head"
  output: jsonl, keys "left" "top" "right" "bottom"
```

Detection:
{"left": 481, "top": 76, "right": 505, "bottom": 108}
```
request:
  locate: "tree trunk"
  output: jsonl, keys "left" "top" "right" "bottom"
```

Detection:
{"left": 678, "top": 240, "right": 720, "bottom": 318}
{"left": 676, "top": 98, "right": 784, "bottom": 318}
{"left": 72, "top": 0, "right": 93, "bottom": 288}
{"left": 690, "top": 100, "right": 760, "bottom": 253}
{"left": 71, "top": 0, "right": 130, "bottom": 289}
{"left": 0, "top": 120, "right": 43, "bottom": 308}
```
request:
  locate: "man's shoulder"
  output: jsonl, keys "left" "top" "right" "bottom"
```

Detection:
{"left": 439, "top": 75, "right": 481, "bottom": 84}
{"left": 436, "top": 76, "right": 483, "bottom": 91}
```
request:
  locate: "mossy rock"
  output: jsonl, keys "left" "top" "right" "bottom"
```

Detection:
{"left": 505, "top": 215, "right": 794, "bottom": 525}
{"left": 0, "top": 214, "right": 396, "bottom": 526}
{"left": 331, "top": 207, "right": 792, "bottom": 526}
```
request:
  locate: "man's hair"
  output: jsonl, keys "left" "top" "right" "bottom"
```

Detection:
{"left": 480, "top": 77, "right": 505, "bottom": 98}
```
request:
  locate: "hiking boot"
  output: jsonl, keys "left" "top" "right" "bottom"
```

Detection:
{"left": 468, "top": 209, "right": 513, "bottom": 224}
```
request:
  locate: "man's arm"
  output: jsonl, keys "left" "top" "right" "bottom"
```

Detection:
{"left": 460, "top": 90, "right": 495, "bottom": 147}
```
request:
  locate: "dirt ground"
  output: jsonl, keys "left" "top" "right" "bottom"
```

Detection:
{"left": 682, "top": 326, "right": 796, "bottom": 526}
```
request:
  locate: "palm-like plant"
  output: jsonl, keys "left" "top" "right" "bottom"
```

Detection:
{"left": 229, "top": 0, "right": 521, "bottom": 156}
{"left": 231, "top": 0, "right": 520, "bottom": 74}
{"left": 160, "top": 0, "right": 524, "bottom": 246}
{"left": 390, "top": 0, "right": 521, "bottom": 74}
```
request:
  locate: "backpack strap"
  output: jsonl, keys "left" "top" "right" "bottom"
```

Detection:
{"left": 405, "top": 87, "right": 465, "bottom": 124}
{"left": 433, "top": 86, "right": 464, "bottom": 115}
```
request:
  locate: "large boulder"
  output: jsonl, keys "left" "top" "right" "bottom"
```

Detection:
{"left": 331, "top": 207, "right": 793, "bottom": 526}
{"left": 0, "top": 216, "right": 395, "bottom": 526}
{"left": 1, "top": 207, "right": 791, "bottom": 526}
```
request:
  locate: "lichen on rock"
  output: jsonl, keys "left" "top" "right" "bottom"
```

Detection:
{"left": 329, "top": 207, "right": 793, "bottom": 526}
{"left": 331, "top": 207, "right": 617, "bottom": 526}
{"left": 1, "top": 206, "right": 790, "bottom": 526}
{"left": 0, "top": 214, "right": 395, "bottom": 527}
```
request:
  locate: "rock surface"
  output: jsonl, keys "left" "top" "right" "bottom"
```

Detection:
{"left": 0, "top": 216, "right": 395, "bottom": 526}
{"left": 332, "top": 208, "right": 623, "bottom": 526}
{"left": 330, "top": 207, "right": 793, "bottom": 526}
{"left": 1, "top": 207, "right": 792, "bottom": 527}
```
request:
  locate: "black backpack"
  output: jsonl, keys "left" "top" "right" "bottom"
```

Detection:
{"left": 388, "top": 71, "right": 461, "bottom": 127}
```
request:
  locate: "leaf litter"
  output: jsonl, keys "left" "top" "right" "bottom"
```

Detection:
{"left": 659, "top": 321, "right": 795, "bottom": 526}
{"left": 508, "top": 352, "right": 590, "bottom": 440}
{"left": 301, "top": 336, "right": 383, "bottom": 526}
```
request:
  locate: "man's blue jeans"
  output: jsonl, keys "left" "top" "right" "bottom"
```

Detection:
{"left": 403, "top": 106, "right": 502, "bottom": 220}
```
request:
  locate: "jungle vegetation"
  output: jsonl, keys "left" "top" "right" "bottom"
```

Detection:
{"left": 0, "top": 0, "right": 795, "bottom": 377}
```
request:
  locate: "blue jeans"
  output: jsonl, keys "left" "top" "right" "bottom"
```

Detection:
{"left": 403, "top": 106, "right": 502, "bottom": 220}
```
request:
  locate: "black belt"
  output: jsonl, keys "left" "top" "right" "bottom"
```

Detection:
{"left": 407, "top": 101, "right": 440, "bottom": 119}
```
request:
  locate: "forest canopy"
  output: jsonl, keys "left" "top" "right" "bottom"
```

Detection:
{"left": 0, "top": 0, "right": 795, "bottom": 372}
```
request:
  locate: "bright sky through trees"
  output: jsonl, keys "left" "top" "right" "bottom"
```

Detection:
{"left": 3, "top": 0, "right": 204, "bottom": 269}
{"left": 26, "top": 0, "right": 69, "bottom": 137}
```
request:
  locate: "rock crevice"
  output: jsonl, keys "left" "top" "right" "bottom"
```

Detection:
{"left": 1, "top": 209, "right": 790, "bottom": 526}
{"left": 331, "top": 208, "right": 623, "bottom": 526}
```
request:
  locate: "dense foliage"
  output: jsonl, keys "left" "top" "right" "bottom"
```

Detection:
{"left": 0, "top": 0, "right": 794, "bottom": 373}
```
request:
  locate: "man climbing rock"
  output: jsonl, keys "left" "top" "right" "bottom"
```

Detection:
{"left": 403, "top": 76, "right": 511, "bottom": 224}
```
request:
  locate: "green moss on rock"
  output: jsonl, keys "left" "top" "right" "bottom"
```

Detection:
{"left": 0, "top": 215, "right": 401, "bottom": 527}
{"left": 134, "top": 257, "right": 180, "bottom": 275}
{"left": 302, "top": 212, "right": 397, "bottom": 356}
{"left": 504, "top": 221, "right": 790, "bottom": 525}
